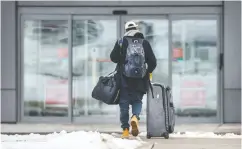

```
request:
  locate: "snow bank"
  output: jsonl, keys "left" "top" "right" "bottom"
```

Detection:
{"left": 139, "top": 132, "right": 242, "bottom": 139}
{"left": 1, "top": 131, "right": 145, "bottom": 149}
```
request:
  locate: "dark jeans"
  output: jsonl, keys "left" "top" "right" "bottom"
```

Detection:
{"left": 119, "top": 87, "right": 144, "bottom": 129}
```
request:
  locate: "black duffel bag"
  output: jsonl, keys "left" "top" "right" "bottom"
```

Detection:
{"left": 91, "top": 68, "right": 121, "bottom": 105}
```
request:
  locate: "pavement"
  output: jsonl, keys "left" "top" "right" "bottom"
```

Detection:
{"left": 1, "top": 123, "right": 241, "bottom": 135}
{"left": 1, "top": 123, "right": 241, "bottom": 149}
{"left": 143, "top": 138, "right": 241, "bottom": 149}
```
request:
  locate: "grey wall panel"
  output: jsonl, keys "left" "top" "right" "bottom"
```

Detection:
{"left": 1, "top": 90, "right": 17, "bottom": 123}
{"left": 17, "top": 1, "right": 120, "bottom": 7}
{"left": 17, "top": 1, "right": 222, "bottom": 7}
{"left": 1, "top": 1, "right": 16, "bottom": 89}
{"left": 223, "top": 89, "right": 241, "bottom": 123}
{"left": 119, "top": 1, "right": 222, "bottom": 6}
{"left": 224, "top": 1, "right": 241, "bottom": 89}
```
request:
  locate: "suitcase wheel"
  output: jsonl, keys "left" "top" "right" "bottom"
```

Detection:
{"left": 163, "top": 132, "right": 169, "bottom": 139}
{"left": 146, "top": 133, "right": 151, "bottom": 139}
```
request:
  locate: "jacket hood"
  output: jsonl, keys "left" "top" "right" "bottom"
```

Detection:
{"left": 124, "top": 29, "right": 145, "bottom": 39}
{"left": 132, "top": 32, "right": 145, "bottom": 39}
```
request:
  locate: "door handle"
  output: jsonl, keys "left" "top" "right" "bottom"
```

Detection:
{"left": 219, "top": 53, "right": 224, "bottom": 70}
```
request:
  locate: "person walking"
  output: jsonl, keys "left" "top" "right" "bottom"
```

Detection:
{"left": 110, "top": 21, "right": 157, "bottom": 138}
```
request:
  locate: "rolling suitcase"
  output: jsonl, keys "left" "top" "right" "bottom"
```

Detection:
{"left": 146, "top": 83, "right": 175, "bottom": 139}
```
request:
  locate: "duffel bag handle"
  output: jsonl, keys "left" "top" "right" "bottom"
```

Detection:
{"left": 148, "top": 80, "right": 155, "bottom": 99}
{"left": 105, "top": 63, "right": 120, "bottom": 77}
{"left": 106, "top": 70, "right": 117, "bottom": 77}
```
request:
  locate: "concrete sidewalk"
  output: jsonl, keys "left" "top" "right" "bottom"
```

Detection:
{"left": 1, "top": 123, "right": 241, "bottom": 135}
{"left": 144, "top": 138, "right": 241, "bottom": 149}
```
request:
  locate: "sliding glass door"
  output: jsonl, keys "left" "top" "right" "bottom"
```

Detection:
{"left": 171, "top": 15, "right": 221, "bottom": 123}
{"left": 20, "top": 14, "right": 221, "bottom": 124}
{"left": 21, "top": 15, "right": 71, "bottom": 122}
{"left": 121, "top": 16, "right": 170, "bottom": 124}
{"left": 71, "top": 16, "right": 120, "bottom": 123}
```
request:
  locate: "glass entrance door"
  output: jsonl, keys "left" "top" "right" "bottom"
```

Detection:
{"left": 72, "top": 16, "right": 120, "bottom": 123}
{"left": 21, "top": 15, "right": 71, "bottom": 123}
{"left": 121, "top": 16, "right": 170, "bottom": 124}
{"left": 171, "top": 15, "right": 221, "bottom": 123}
{"left": 121, "top": 15, "right": 221, "bottom": 123}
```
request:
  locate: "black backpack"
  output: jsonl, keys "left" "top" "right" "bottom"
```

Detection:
{"left": 120, "top": 37, "right": 147, "bottom": 78}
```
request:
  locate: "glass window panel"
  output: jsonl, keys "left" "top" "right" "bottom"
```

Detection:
{"left": 172, "top": 20, "right": 218, "bottom": 118}
{"left": 23, "top": 20, "right": 69, "bottom": 117}
{"left": 72, "top": 19, "right": 118, "bottom": 117}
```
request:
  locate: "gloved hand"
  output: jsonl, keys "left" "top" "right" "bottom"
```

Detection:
{"left": 149, "top": 73, "right": 152, "bottom": 81}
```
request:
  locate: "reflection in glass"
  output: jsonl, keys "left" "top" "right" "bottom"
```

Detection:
{"left": 23, "top": 20, "right": 69, "bottom": 117}
{"left": 127, "top": 20, "right": 169, "bottom": 117}
{"left": 172, "top": 20, "right": 218, "bottom": 117}
{"left": 72, "top": 20, "right": 118, "bottom": 116}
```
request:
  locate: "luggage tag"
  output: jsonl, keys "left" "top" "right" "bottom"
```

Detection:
{"left": 156, "top": 93, "right": 160, "bottom": 99}
{"left": 155, "top": 92, "right": 161, "bottom": 103}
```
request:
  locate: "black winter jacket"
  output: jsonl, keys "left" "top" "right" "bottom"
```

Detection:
{"left": 110, "top": 32, "right": 157, "bottom": 93}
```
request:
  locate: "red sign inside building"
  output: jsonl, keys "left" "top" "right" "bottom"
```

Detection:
{"left": 58, "top": 48, "right": 68, "bottom": 58}
{"left": 173, "top": 48, "right": 183, "bottom": 61}
{"left": 180, "top": 80, "right": 206, "bottom": 107}
{"left": 45, "top": 79, "right": 68, "bottom": 105}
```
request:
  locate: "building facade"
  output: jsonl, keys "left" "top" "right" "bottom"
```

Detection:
{"left": 1, "top": 1, "right": 241, "bottom": 124}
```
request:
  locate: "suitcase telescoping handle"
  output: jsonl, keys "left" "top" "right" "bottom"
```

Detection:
{"left": 148, "top": 80, "right": 155, "bottom": 98}
{"left": 150, "top": 82, "right": 168, "bottom": 99}
{"left": 148, "top": 73, "right": 155, "bottom": 98}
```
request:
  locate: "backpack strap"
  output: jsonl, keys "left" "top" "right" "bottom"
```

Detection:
{"left": 118, "top": 37, "right": 125, "bottom": 63}
{"left": 115, "top": 37, "right": 124, "bottom": 71}
{"left": 118, "top": 37, "right": 123, "bottom": 49}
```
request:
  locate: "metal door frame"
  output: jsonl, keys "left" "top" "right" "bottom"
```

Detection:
{"left": 18, "top": 6, "right": 221, "bottom": 15}
{"left": 18, "top": 6, "right": 222, "bottom": 124}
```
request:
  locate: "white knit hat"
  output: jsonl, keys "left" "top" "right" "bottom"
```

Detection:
{"left": 125, "top": 21, "right": 138, "bottom": 30}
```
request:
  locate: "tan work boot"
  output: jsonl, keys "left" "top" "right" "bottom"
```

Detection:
{"left": 131, "top": 115, "right": 139, "bottom": 136}
{"left": 121, "top": 128, "right": 129, "bottom": 139}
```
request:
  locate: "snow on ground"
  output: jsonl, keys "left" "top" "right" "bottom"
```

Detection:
{"left": 1, "top": 131, "right": 146, "bottom": 149}
{"left": 1, "top": 131, "right": 241, "bottom": 149}
{"left": 139, "top": 132, "right": 242, "bottom": 139}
